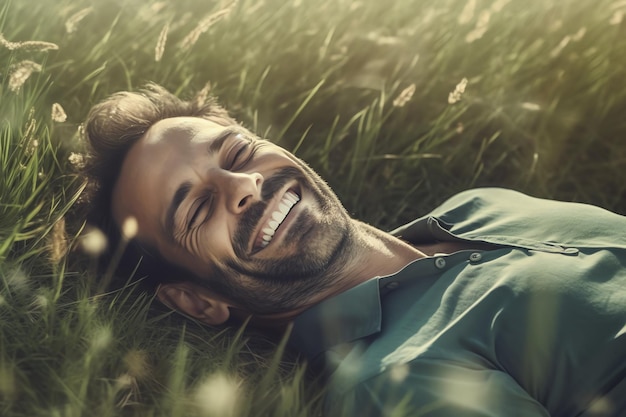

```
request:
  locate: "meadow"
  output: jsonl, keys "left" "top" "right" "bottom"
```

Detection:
{"left": 1, "top": 0, "right": 625, "bottom": 415}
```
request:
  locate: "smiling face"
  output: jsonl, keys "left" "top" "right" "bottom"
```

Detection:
{"left": 112, "top": 117, "right": 353, "bottom": 314}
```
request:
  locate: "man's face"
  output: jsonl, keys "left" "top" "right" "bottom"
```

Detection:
{"left": 112, "top": 117, "right": 352, "bottom": 313}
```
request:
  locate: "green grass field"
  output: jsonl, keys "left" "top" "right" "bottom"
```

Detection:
{"left": 1, "top": 0, "right": 625, "bottom": 415}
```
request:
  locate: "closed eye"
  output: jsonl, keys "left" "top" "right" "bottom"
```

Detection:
{"left": 187, "top": 195, "right": 213, "bottom": 230}
{"left": 228, "top": 137, "right": 258, "bottom": 170}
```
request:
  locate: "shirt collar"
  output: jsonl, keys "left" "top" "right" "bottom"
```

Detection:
{"left": 288, "top": 277, "right": 382, "bottom": 361}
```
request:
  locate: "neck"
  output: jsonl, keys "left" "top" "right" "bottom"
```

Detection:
{"left": 341, "top": 220, "right": 426, "bottom": 283}
{"left": 250, "top": 220, "right": 425, "bottom": 326}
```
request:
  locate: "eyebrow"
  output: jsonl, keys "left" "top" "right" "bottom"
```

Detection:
{"left": 164, "top": 127, "right": 243, "bottom": 242}
{"left": 207, "top": 127, "right": 244, "bottom": 155}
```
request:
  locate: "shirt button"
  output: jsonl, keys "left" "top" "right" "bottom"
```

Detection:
{"left": 385, "top": 281, "right": 400, "bottom": 290}
{"left": 435, "top": 257, "right": 446, "bottom": 269}
{"left": 469, "top": 252, "right": 482, "bottom": 262}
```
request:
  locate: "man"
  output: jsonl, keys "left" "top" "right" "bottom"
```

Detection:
{"left": 85, "top": 84, "right": 626, "bottom": 416}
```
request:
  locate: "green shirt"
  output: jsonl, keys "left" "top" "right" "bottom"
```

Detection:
{"left": 289, "top": 188, "right": 626, "bottom": 416}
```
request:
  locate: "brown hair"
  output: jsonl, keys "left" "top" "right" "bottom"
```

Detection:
{"left": 83, "top": 83, "right": 237, "bottom": 291}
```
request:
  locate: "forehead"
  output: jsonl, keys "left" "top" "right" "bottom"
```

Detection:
{"left": 111, "top": 117, "right": 233, "bottom": 238}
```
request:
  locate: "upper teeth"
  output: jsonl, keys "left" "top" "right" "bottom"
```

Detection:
{"left": 261, "top": 191, "right": 300, "bottom": 247}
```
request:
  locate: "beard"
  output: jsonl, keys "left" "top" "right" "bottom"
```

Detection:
{"left": 203, "top": 164, "right": 355, "bottom": 314}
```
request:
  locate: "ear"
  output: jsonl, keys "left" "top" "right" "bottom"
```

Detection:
{"left": 156, "top": 282, "right": 231, "bottom": 326}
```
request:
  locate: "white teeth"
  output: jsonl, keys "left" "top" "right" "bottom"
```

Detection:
{"left": 285, "top": 192, "right": 299, "bottom": 203}
{"left": 278, "top": 203, "right": 289, "bottom": 214}
{"left": 272, "top": 211, "right": 286, "bottom": 223}
{"left": 257, "top": 191, "right": 301, "bottom": 250}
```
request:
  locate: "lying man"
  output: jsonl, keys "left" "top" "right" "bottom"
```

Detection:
{"left": 84, "top": 84, "right": 626, "bottom": 416}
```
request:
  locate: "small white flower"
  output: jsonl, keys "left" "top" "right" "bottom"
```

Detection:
{"left": 80, "top": 227, "right": 108, "bottom": 256}
{"left": 122, "top": 217, "right": 138, "bottom": 240}
{"left": 194, "top": 373, "right": 240, "bottom": 417}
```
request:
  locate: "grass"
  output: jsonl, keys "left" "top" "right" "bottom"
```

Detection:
{"left": 1, "top": 0, "right": 625, "bottom": 415}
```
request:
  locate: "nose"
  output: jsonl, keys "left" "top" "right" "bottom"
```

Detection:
{"left": 220, "top": 171, "right": 263, "bottom": 214}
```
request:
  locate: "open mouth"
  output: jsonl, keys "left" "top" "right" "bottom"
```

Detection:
{"left": 252, "top": 188, "right": 301, "bottom": 253}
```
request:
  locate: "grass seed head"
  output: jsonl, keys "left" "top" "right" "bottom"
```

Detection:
{"left": 0, "top": 33, "right": 58, "bottom": 51}
{"left": 65, "top": 7, "right": 93, "bottom": 34}
{"left": 48, "top": 217, "right": 68, "bottom": 265}
{"left": 68, "top": 152, "right": 86, "bottom": 169}
{"left": 51, "top": 103, "right": 67, "bottom": 123}
{"left": 393, "top": 83, "right": 416, "bottom": 107}
{"left": 155, "top": 23, "right": 170, "bottom": 62}
{"left": 181, "top": 5, "right": 234, "bottom": 51}
{"left": 9, "top": 60, "right": 42, "bottom": 92}
{"left": 448, "top": 77, "right": 469, "bottom": 104}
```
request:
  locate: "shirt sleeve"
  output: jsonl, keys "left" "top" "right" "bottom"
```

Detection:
{"left": 327, "top": 360, "right": 551, "bottom": 417}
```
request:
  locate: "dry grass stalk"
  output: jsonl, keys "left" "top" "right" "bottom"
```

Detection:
{"left": 194, "top": 82, "right": 213, "bottom": 107}
{"left": 65, "top": 7, "right": 93, "bottom": 34}
{"left": 155, "top": 23, "right": 170, "bottom": 62}
{"left": 9, "top": 60, "right": 42, "bottom": 92}
{"left": 0, "top": 33, "right": 58, "bottom": 52}
{"left": 48, "top": 217, "right": 68, "bottom": 265}
{"left": 181, "top": 6, "right": 234, "bottom": 51}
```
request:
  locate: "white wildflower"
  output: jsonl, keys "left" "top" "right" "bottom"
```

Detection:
{"left": 65, "top": 7, "right": 93, "bottom": 34}
{"left": 9, "top": 60, "right": 42, "bottom": 92}
{"left": 448, "top": 78, "right": 469, "bottom": 104}
{"left": 122, "top": 217, "right": 138, "bottom": 240}
{"left": 80, "top": 227, "right": 108, "bottom": 256}
{"left": 155, "top": 22, "right": 169, "bottom": 62}
{"left": 393, "top": 83, "right": 416, "bottom": 108}
{"left": 194, "top": 373, "right": 240, "bottom": 417}
{"left": 51, "top": 103, "right": 67, "bottom": 122}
